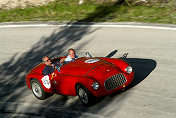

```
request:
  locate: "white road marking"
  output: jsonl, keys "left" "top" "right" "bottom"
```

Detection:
{"left": 0, "top": 23, "right": 176, "bottom": 31}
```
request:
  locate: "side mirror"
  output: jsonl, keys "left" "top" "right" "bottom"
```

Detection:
{"left": 85, "top": 52, "right": 92, "bottom": 58}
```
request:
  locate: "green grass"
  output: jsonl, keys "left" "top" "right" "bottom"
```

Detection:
{"left": 0, "top": 0, "right": 176, "bottom": 24}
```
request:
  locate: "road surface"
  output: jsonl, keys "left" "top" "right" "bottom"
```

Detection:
{"left": 0, "top": 22, "right": 176, "bottom": 118}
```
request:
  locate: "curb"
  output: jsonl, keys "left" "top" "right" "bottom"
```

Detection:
{"left": 0, "top": 21, "right": 176, "bottom": 28}
{"left": 1, "top": 22, "right": 176, "bottom": 31}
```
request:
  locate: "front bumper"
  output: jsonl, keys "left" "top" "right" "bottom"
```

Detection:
{"left": 90, "top": 72, "right": 134, "bottom": 97}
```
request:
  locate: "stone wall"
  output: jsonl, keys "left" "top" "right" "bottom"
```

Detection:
{"left": 0, "top": 0, "right": 55, "bottom": 10}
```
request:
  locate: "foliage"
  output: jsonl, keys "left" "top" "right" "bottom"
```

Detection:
{"left": 0, "top": 0, "right": 176, "bottom": 24}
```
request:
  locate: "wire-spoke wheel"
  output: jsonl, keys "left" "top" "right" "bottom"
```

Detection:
{"left": 76, "top": 84, "right": 94, "bottom": 106}
{"left": 78, "top": 88, "right": 89, "bottom": 104}
{"left": 31, "top": 81, "right": 43, "bottom": 98}
{"left": 30, "top": 79, "right": 52, "bottom": 100}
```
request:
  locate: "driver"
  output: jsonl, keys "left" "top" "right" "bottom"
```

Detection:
{"left": 42, "top": 56, "right": 64, "bottom": 75}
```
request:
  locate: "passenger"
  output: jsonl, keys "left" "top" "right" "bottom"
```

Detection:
{"left": 65, "top": 48, "right": 78, "bottom": 63}
{"left": 42, "top": 56, "right": 64, "bottom": 75}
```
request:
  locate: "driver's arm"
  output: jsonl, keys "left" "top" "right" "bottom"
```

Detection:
{"left": 60, "top": 58, "right": 66, "bottom": 63}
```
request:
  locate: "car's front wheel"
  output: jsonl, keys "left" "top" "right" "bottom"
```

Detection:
{"left": 30, "top": 79, "right": 52, "bottom": 100}
{"left": 76, "top": 84, "right": 94, "bottom": 106}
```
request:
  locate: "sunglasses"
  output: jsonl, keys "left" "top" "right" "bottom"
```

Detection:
{"left": 44, "top": 58, "right": 51, "bottom": 62}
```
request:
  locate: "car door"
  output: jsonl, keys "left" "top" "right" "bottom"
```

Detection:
{"left": 50, "top": 70, "right": 62, "bottom": 94}
{"left": 50, "top": 69, "right": 75, "bottom": 95}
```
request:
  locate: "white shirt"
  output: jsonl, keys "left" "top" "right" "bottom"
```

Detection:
{"left": 65, "top": 55, "right": 78, "bottom": 63}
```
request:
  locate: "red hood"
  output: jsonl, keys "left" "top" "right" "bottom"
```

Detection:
{"left": 61, "top": 57, "right": 119, "bottom": 77}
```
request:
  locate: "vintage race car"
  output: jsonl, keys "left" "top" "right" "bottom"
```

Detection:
{"left": 25, "top": 56, "right": 134, "bottom": 105}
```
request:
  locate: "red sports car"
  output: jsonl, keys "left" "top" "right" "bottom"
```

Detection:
{"left": 25, "top": 56, "right": 134, "bottom": 105}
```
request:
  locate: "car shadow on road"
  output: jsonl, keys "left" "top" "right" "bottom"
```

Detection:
{"left": 124, "top": 58, "right": 157, "bottom": 89}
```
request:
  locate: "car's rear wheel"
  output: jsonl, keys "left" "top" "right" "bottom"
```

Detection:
{"left": 76, "top": 84, "right": 94, "bottom": 106}
{"left": 30, "top": 79, "right": 52, "bottom": 100}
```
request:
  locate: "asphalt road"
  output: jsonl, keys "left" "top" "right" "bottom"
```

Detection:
{"left": 0, "top": 22, "right": 176, "bottom": 118}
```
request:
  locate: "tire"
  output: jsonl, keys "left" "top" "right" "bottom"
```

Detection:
{"left": 76, "top": 84, "right": 94, "bottom": 106}
{"left": 30, "top": 79, "right": 52, "bottom": 100}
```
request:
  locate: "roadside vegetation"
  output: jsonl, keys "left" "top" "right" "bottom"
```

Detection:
{"left": 0, "top": 0, "right": 176, "bottom": 24}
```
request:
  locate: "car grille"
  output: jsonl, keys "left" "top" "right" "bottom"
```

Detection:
{"left": 104, "top": 73, "right": 127, "bottom": 91}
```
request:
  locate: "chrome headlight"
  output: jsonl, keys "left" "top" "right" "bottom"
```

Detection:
{"left": 125, "top": 66, "right": 133, "bottom": 73}
{"left": 92, "top": 82, "right": 99, "bottom": 90}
